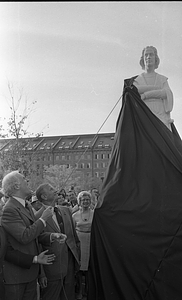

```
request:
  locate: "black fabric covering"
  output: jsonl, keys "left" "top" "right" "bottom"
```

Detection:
{"left": 88, "top": 77, "right": 182, "bottom": 300}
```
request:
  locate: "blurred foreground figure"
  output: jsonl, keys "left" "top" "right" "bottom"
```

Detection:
{"left": 88, "top": 47, "right": 182, "bottom": 300}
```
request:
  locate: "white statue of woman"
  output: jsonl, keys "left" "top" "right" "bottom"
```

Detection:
{"left": 133, "top": 46, "right": 173, "bottom": 130}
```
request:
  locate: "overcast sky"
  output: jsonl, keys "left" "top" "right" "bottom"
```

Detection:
{"left": 0, "top": 1, "right": 182, "bottom": 137}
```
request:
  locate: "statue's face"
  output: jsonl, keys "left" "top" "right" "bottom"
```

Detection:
{"left": 144, "top": 47, "right": 156, "bottom": 69}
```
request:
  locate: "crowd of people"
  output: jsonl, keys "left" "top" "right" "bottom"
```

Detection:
{"left": 0, "top": 171, "right": 99, "bottom": 300}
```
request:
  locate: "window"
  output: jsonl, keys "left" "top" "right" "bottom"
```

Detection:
{"left": 87, "top": 154, "right": 91, "bottom": 159}
{"left": 56, "top": 155, "right": 59, "bottom": 161}
{"left": 101, "top": 162, "right": 107, "bottom": 168}
{"left": 40, "top": 143, "right": 46, "bottom": 150}
{"left": 101, "top": 172, "right": 105, "bottom": 181}
{"left": 94, "top": 163, "right": 99, "bottom": 168}
{"left": 86, "top": 163, "right": 91, "bottom": 168}
{"left": 101, "top": 153, "right": 106, "bottom": 159}
{"left": 94, "top": 154, "right": 99, "bottom": 159}
{"left": 95, "top": 172, "right": 99, "bottom": 178}
{"left": 80, "top": 163, "right": 84, "bottom": 169}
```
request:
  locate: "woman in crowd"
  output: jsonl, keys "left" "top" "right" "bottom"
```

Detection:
{"left": 72, "top": 191, "right": 94, "bottom": 300}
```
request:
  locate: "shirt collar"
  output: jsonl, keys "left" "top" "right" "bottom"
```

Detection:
{"left": 13, "top": 196, "right": 26, "bottom": 207}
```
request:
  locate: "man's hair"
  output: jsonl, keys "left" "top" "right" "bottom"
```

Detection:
{"left": 139, "top": 46, "right": 160, "bottom": 70}
{"left": 2, "top": 170, "right": 21, "bottom": 197}
{"left": 36, "top": 183, "right": 49, "bottom": 202}
{"left": 91, "top": 187, "right": 99, "bottom": 192}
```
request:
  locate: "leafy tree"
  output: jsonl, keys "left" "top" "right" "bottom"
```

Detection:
{"left": 0, "top": 81, "right": 43, "bottom": 180}
{"left": 43, "top": 164, "right": 83, "bottom": 191}
{"left": 43, "top": 164, "right": 103, "bottom": 194}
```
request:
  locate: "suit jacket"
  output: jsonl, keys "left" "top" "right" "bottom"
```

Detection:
{"left": 1, "top": 197, "right": 51, "bottom": 284}
{"left": 0, "top": 225, "right": 7, "bottom": 277}
{"left": 41, "top": 205, "right": 80, "bottom": 281}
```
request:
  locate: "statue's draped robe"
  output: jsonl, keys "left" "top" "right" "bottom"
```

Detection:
{"left": 88, "top": 77, "right": 182, "bottom": 300}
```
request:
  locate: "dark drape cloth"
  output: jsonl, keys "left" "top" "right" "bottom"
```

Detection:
{"left": 88, "top": 77, "right": 182, "bottom": 300}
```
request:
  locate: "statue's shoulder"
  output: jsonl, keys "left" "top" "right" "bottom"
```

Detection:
{"left": 156, "top": 73, "right": 168, "bottom": 84}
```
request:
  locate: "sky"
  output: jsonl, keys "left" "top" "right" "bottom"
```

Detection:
{"left": 0, "top": 1, "right": 182, "bottom": 137}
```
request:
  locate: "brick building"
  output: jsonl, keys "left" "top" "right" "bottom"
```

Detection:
{"left": 0, "top": 132, "right": 115, "bottom": 182}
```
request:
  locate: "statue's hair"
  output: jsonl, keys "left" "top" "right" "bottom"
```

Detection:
{"left": 77, "top": 190, "right": 91, "bottom": 205}
{"left": 2, "top": 170, "right": 21, "bottom": 197}
{"left": 139, "top": 46, "right": 160, "bottom": 70}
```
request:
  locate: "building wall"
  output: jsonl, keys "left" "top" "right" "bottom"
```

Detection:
{"left": 0, "top": 132, "right": 115, "bottom": 181}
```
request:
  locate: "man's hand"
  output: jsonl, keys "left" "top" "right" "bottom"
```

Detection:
{"left": 41, "top": 206, "right": 53, "bottom": 221}
{"left": 39, "top": 276, "right": 48, "bottom": 289}
{"left": 51, "top": 232, "right": 67, "bottom": 244}
{"left": 37, "top": 250, "right": 56, "bottom": 265}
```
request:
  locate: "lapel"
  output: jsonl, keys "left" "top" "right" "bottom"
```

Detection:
{"left": 10, "top": 197, "right": 35, "bottom": 222}
{"left": 46, "top": 215, "right": 60, "bottom": 233}
{"left": 57, "top": 206, "right": 68, "bottom": 233}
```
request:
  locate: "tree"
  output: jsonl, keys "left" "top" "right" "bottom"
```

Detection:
{"left": 43, "top": 164, "right": 103, "bottom": 194}
{"left": 0, "top": 81, "right": 43, "bottom": 179}
{"left": 43, "top": 164, "right": 83, "bottom": 191}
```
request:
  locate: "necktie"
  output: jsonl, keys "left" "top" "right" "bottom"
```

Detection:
{"left": 25, "top": 201, "right": 35, "bottom": 220}
{"left": 25, "top": 201, "right": 30, "bottom": 211}
{"left": 54, "top": 207, "right": 65, "bottom": 233}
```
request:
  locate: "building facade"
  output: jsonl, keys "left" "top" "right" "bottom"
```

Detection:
{"left": 0, "top": 132, "right": 115, "bottom": 182}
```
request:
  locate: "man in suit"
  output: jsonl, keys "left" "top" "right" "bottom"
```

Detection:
{"left": 0, "top": 190, "right": 56, "bottom": 300}
{"left": 1, "top": 170, "right": 61, "bottom": 300}
{"left": 36, "top": 183, "right": 80, "bottom": 300}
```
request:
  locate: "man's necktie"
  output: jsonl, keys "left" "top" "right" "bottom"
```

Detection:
{"left": 25, "top": 201, "right": 31, "bottom": 211}
{"left": 54, "top": 207, "right": 65, "bottom": 233}
{"left": 25, "top": 201, "right": 35, "bottom": 220}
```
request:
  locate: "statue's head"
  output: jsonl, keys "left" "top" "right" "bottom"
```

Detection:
{"left": 139, "top": 46, "right": 160, "bottom": 70}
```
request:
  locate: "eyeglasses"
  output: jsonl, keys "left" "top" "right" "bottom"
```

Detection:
{"left": 80, "top": 198, "right": 90, "bottom": 201}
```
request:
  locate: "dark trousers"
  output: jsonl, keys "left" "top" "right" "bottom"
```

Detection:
{"left": 60, "top": 250, "right": 75, "bottom": 300}
{"left": 0, "top": 272, "right": 6, "bottom": 300}
{"left": 41, "top": 279, "right": 63, "bottom": 300}
{"left": 4, "top": 279, "right": 37, "bottom": 300}
{"left": 41, "top": 250, "right": 76, "bottom": 300}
